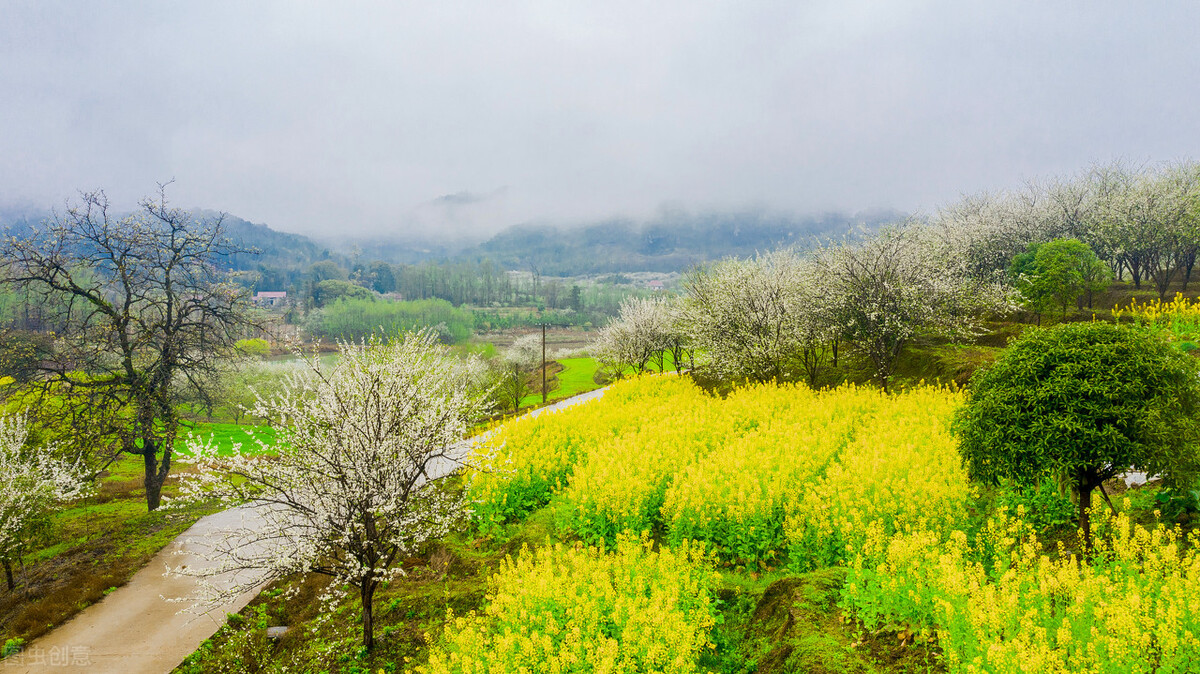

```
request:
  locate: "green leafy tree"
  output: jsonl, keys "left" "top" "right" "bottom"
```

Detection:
{"left": 234, "top": 338, "right": 271, "bottom": 359}
{"left": 1010, "top": 239, "right": 1109, "bottom": 320}
{"left": 307, "top": 260, "right": 346, "bottom": 284}
{"left": 312, "top": 279, "right": 375, "bottom": 307}
{"left": 367, "top": 261, "right": 397, "bottom": 294}
{"left": 1034, "top": 239, "right": 1109, "bottom": 315}
{"left": 1008, "top": 243, "right": 1052, "bottom": 321}
{"left": 954, "top": 322, "right": 1200, "bottom": 551}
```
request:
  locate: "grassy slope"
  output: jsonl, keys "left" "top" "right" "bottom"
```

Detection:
{"left": 177, "top": 421, "right": 278, "bottom": 456}
{"left": 0, "top": 422, "right": 274, "bottom": 651}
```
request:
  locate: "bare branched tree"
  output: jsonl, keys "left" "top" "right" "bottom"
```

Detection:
{"left": 0, "top": 185, "right": 256, "bottom": 510}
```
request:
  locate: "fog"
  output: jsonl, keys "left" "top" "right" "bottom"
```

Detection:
{"left": 2, "top": 1, "right": 1199, "bottom": 239}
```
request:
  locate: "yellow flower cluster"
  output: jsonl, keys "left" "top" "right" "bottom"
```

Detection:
{"left": 465, "top": 377, "right": 1196, "bottom": 670}
{"left": 557, "top": 389, "right": 751, "bottom": 545}
{"left": 468, "top": 377, "right": 710, "bottom": 532}
{"left": 470, "top": 376, "right": 967, "bottom": 566}
{"left": 784, "top": 385, "right": 969, "bottom": 569}
{"left": 842, "top": 506, "right": 1200, "bottom": 673}
{"left": 662, "top": 382, "right": 880, "bottom": 563}
{"left": 422, "top": 535, "right": 718, "bottom": 674}
{"left": 1113, "top": 292, "right": 1200, "bottom": 343}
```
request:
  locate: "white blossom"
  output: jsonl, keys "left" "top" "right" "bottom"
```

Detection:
{"left": 495, "top": 332, "right": 542, "bottom": 412}
{"left": 814, "top": 225, "right": 1014, "bottom": 391}
{"left": 591, "top": 296, "right": 677, "bottom": 376}
{"left": 171, "top": 330, "right": 492, "bottom": 648}
{"left": 0, "top": 414, "right": 92, "bottom": 589}
{"left": 680, "top": 249, "right": 834, "bottom": 383}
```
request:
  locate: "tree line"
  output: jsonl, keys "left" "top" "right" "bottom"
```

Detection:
{"left": 594, "top": 160, "right": 1200, "bottom": 391}
{"left": 936, "top": 160, "right": 1200, "bottom": 300}
{"left": 594, "top": 229, "right": 1009, "bottom": 392}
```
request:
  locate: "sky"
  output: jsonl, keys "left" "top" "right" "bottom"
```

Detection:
{"left": 2, "top": 1, "right": 1199, "bottom": 240}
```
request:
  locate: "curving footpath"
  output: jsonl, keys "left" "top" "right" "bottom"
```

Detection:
{"left": 10, "top": 387, "right": 608, "bottom": 674}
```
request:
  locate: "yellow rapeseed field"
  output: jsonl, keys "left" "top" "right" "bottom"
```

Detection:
{"left": 459, "top": 376, "right": 1199, "bottom": 672}
{"left": 422, "top": 535, "right": 718, "bottom": 674}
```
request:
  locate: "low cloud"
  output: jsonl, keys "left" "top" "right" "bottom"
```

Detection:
{"left": 2, "top": 1, "right": 1198, "bottom": 238}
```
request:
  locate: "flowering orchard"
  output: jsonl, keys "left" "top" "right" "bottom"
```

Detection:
{"left": 458, "top": 376, "right": 1199, "bottom": 672}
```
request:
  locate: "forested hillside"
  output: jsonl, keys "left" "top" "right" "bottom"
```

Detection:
{"left": 454, "top": 208, "right": 901, "bottom": 275}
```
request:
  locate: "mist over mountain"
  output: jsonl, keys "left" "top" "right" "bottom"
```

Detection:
{"left": 314, "top": 207, "right": 904, "bottom": 275}
{"left": 448, "top": 208, "right": 903, "bottom": 275}
{"left": 2, "top": 205, "right": 903, "bottom": 279}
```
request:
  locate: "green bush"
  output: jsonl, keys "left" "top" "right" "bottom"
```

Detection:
{"left": 2, "top": 638, "right": 25, "bottom": 659}
{"left": 233, "top": 338, "right": 270, "bottom": 358}
{"left": 955, "top": 321, "right": 1200, "bottom": 548}
{"left": 994, "top": 480, "right": 1077, "bottom": 532}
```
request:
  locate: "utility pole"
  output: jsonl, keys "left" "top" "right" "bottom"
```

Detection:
{"left": 541, "top": 322, "right": 547, "bottom": 404}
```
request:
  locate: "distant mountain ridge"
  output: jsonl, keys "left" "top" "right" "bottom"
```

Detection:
{"left": 323, "top": 208, "right": 904, "bottom": 275}
{"left": 454, "top": 209, "right": 903, "bottom": 275}
{"left": 0, "top": 206, "right": 335, "bottom": 269}
{"left": 190, "top": 210, "right": 332, "bottom": 272}
{"left": 2, "top": 204, "right": 904, "bottom": 276}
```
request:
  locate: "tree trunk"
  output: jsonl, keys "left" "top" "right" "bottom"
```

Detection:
{"left": 3, "top": 558, "right": 14, "bottom": 591}
{"left": 361, "top": 580, "right": 376, "bottom": 649}
{"left": 1078, "top": 481, "right": 1094, "bottom": 555}
{"left": 142, "top": 441, "right": 170, "bottom": 511}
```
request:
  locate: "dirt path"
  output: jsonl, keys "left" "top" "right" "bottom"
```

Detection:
{"left": 11, "top": 386, "right": 608, "bottom": 674}
{"left": 7, "top": 506, "right": 269, "bottom": 673}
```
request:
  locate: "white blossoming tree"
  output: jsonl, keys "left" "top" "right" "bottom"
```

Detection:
{"left": 814, "top": 226, "right": 1014, "bottom": 392}
{"left": 497, "top": 332, "right": 542, "bottom": 412}
{"left": 173, "top": 330, "right": 493, "bottom": 649}
{"left": 681, "top": 250, "right": 837, "bottom": 384}
{"left": 591, "top": 296, "right": 675, "bottom": 377}
{"left": 0, "top": 414, "right": 92, "bottom": 591}
{"left": 663, "top": 296, "right": 695, "bottom": 374}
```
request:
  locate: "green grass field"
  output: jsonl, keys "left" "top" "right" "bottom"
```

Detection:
{"left": 519, "top": 356, "right": 602, "bottom": 407}
{"left": 176, "top": 421, "right": 277, "bottom": 456}
{"left": 551, "top": 357, "right": 602, "bottom": 397}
